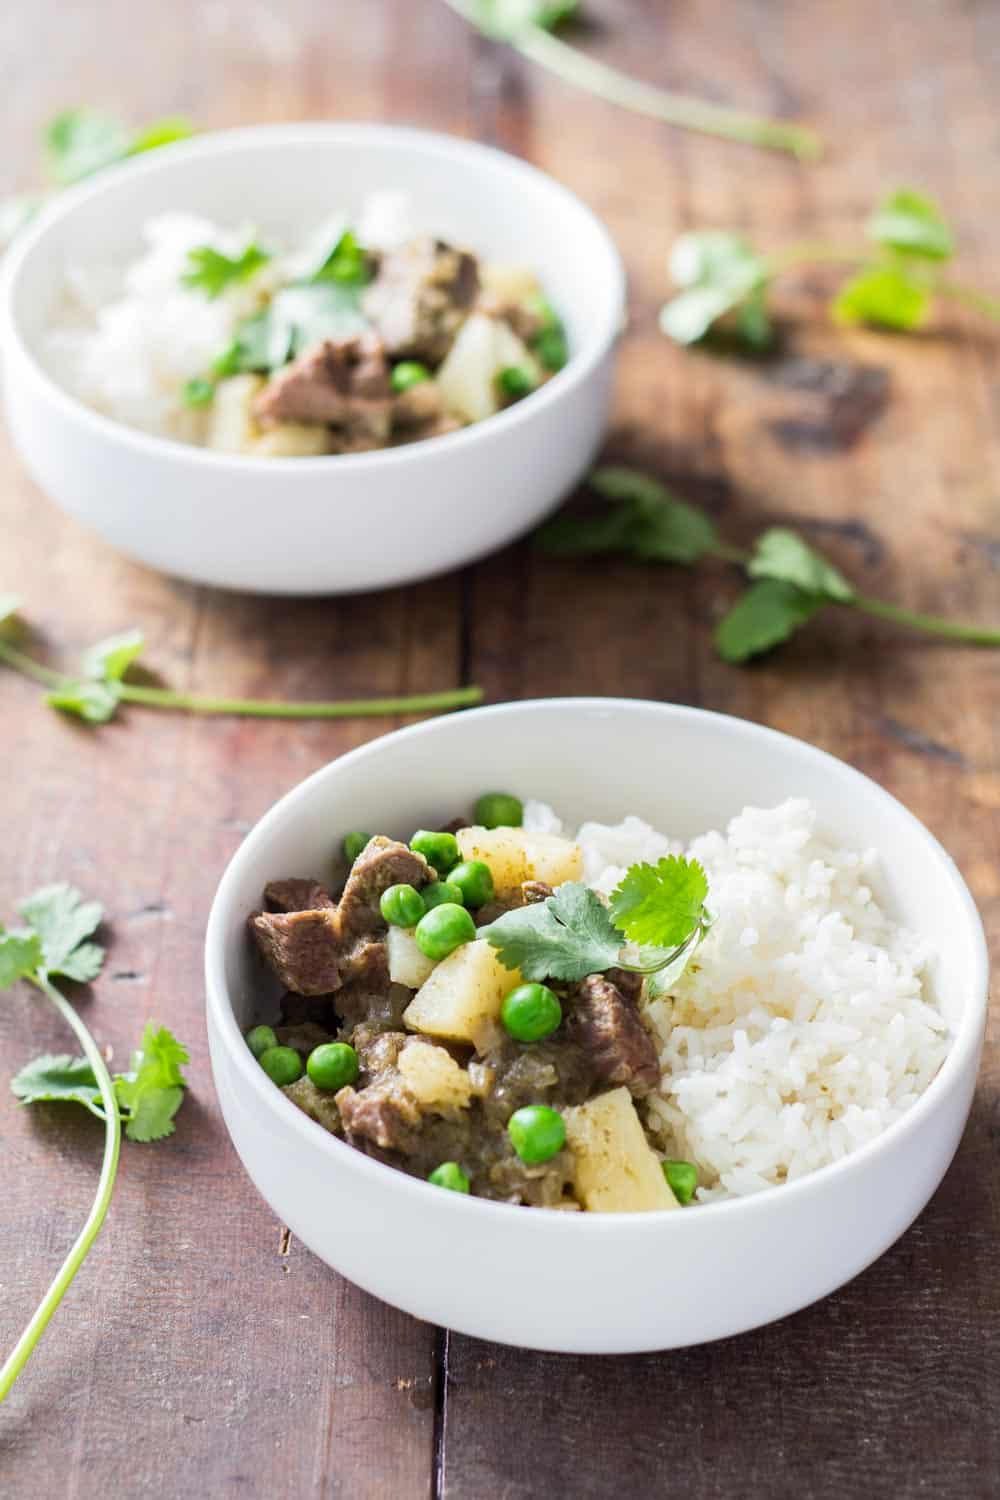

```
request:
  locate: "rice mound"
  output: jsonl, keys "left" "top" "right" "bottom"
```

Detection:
{"left": 523, "top": 797, "right": 949, "bottom": 1201}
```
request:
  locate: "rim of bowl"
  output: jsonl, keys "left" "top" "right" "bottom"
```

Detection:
{"left": 205, "top": 697, "right": 989, "bottom": 1232}
{"left": 0, "top": 122, "right": 627, "bottom": 475}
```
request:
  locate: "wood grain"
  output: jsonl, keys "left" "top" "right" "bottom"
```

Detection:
{"left": 1, "top": 1, "right": 998, "bottom": 1496}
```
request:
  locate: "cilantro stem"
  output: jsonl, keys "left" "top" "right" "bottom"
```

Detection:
{"left": 936, "top": 280, "right": 1000, "bottom": 321}
{"left": 850, "top": 595, "right": 1000, "bottom": 646}
{"left": 0, "top": 639, "right": 64, "bottom": 690}
{"left": 764, "top": 244, "right": 867, "bottom": 275}
{"left": 0, "top": 973, "right": 121, "bottom": 1404}
{"left": 114, "top": 683, "right": 484, "bottom": 717}
{"left": 442, "top": 0, "right": 822, "bottom": 160}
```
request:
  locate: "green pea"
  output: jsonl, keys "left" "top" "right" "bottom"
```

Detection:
{"left": 182, "top": 376, "right": 215, "bottom": 408}
{"left": 246, "top": 1024, "right": 279, "bottom": 1060}
{"left": 380, "top": 883, "right": 426, "bottom": 928}
{"left": 391, "top": 360, "right": 431, "bottom": 393}
{"left": 525, "top": 292, "right": 559, "bottom": 332}
{"left": 501, "top": 982, "right": 562, "bottom": 1043}
{"left": 410, "top": 829, "right": 460, "bottom": 874}
{"left": 428, "top": 1161, "right": 471, "bottom": 1194}
{"left": 211, "top": 339, "right": 242, "bottom": 377}
{"left": 663, "top": 1160, "right": 698, "bottom": 1205}
{"left": 474, "top": 792, "right": 523, "bottom": 829}
{"left": 535, "top": 326, "right": 568, "bottom": 372}
{"left": 507, "top": 1105, "right": 566, "bottom": 1165}
{"left": 307, "top": 1041, "right": 359, "bottom": 1092}
{"left": 497, "top": 365, "right": 535, "bottom": 399}
{"left": 422, "top": 880, "right": 465, "bottom": 911}
{"left": 448, "top": 859, "right": 495, "bottom": 909}
{"left": 258, "top": 1046, "right": 303, "bottom": 1087}
{"left": 415, "top": 902, "right": 476, "bottom": 960}
{"left": 343, "top": 832, "right": 371, "bottom": 863}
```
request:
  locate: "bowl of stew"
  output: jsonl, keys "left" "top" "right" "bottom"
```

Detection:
{"left": 205, "top": 699, "right": 987, "bottom": 1353}
{"left": 0, "top": 124, "right": 625, "bottom": 594}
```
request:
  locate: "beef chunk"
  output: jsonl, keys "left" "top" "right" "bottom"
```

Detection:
{"left": 565, "top": 973, "right": 660, "bottom": 1098}
{"left": 253, "top": 333, "right": 393, "bottom": 440}
{"left": 363, "top": 238, "right": 480, "bottom": 363}
{"left": 476, "top": 288, "right": 546, "bottom": 346}
{"left": 250, "top": 837, "right": 431, "bottom": 995}
{"left": 475, "top": 878, "right": 554, "bottom": 928}
{"left": 283, "top": 1076, "right": 343, "bottom": 1135}
{"left": 264, "top": 878, "right": 335, "bottom": 914}
{"left": 521, "top": 880, "right": 554, "bottom": 905}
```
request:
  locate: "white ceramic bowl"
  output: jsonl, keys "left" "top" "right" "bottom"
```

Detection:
{"left": 0, "top": 125, "right": 624, "bottom": 595}
{"left": 205, "top": 700, "right": 987, "bottom": 1353}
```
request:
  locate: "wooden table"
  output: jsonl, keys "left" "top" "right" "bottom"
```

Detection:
{"left": 2, "top": 2, "right": 998, "bottom": 1494}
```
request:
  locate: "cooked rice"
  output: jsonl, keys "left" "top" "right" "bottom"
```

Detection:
{"left": 523, "top": 796, "right": 949, "bottom": 1201}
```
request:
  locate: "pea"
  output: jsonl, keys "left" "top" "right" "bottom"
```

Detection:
{"left": 380, "top": 883, "right": 426, "bottom": 928}
{"left": 448, "top": 860, "right": 495, "bottom": 909}
{"left": 501, "top": 982, "right": 562, "bottom": 1043}
{"left": 422, "top": 880, "right": 465, "bottom": 910}
{"left": 428, "top": 1161, "right": 471, "bottom": 1194}
{"left": 474, "top": 792, "right": 523, "bottom": 829}
{"left": 246, "top": 1024, "right": 279, "bottom": 1060}
{"left": 307, "top": 1041, "right": 359, "bottom": 1092}
{"left": 663, "top": 1160, "right": 698, "bottom": 1205}
{"left": 415, "top": 902, "right": 476, "bottom": 960}
{"left": 410, "top": 829, "right": 460, "bottom": 874}
{"left": 391, "top": 360, "right": 431, "bottom": 393}
{"left": 535, "top": 326, "right": 568, "bottom": 372}
{"left": 497, "top": 365, "right": 535, "bottom": 399}
{"left": 343, "top": 832, "right": 371, "bottom": 863}
{"left": 182, "top": 376, "right": 214, "bottom": 408}
{"left": 507, "top": 1105, "right": 566, "bottom": 1165}
{"left": 258, "top": 1046, "right": 303, "bottom": 1087}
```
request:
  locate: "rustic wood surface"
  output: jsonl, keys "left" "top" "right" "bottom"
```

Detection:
{"left": 1, "top": 1, "right": 998, "bottom": 1495}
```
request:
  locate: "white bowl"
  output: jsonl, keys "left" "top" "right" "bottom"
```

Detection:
{"left": 0, "top": 125, "right": 624, "bottom": 595}
{"left": 205, "top": 700, "right": 987, "bottom": 1353}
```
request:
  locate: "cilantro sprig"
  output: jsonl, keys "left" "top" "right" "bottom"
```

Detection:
{"left": 0, "top": 884, "right": 189, "bottom": 1401}
{"left": 480, "top": 856, "right": 712, "bottom": 985}
{"left": 442, "top": 1, "right": 820, "bottom": 159}
{"left": 0, "top": 598, "right": 482, "bottom": 725}
{"left": 660, "top": 187, "right": 1000, "bottom": 350}
{"left": 536, "top": 468, "right": 1000, "bottom": 664}
{"left": 182, "top": 240, "right": 271, "bottom": 299}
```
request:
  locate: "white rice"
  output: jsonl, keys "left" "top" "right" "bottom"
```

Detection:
{"left": 523, "top": 797, "right": 949, "bottom": 1201}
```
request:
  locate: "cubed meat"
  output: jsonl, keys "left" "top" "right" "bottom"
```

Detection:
{"left": 337, "top": 837, "right": 432, "bottom": 938}
{"left": 565, "top": 973, "right": 660, "bottom": 1098}
{"left": 264, "top": 878, "right": 335, "bottom": 913}
{"left": 253, "top": 332, "right": 393, "bottom": 441}
{"left": 362, "top": 237, "right": 480, "bottom": 364}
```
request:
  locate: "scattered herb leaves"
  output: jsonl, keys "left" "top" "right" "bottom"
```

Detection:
{"left": 608, "top": 856, "right": 709, "bottom": 948}
{"left": 183, "top": 240, "right": 271, "bottom": 299}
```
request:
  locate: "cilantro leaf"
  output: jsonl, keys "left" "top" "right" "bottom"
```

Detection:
{"left": 536, "top": 466, "right": 718, "bottom": 564}
{"left": 11, "top": 1053, "right": 105, "bottom": 1118}
{"left": 45, "top": 110, "right": 133, "bottom": 184}
{"left": 309, "top": 229, "right": 370, "bottom": 287}
{"left": 747, "top": 528, "right": 855, "bottom": 602}
{"left": 832, "top": 266, "right": 929, "bottom": 330}
{"left": 0, "top": 931, "right": 44, "bottom": 988}
{"left": 480, "top": 883, "right": 622, "bottom": 982}
{"left": 608, "top": 856, "right": 709, "bottom": 947}
{"left": 0, "top": 594, "right": 20, "bottom": 629}
{"left": 183, "top": 241, "right": 271, "bottom": 299}
{"left": 114, "top": 1024, "right": 190, "bottom": 1142}
{"left": 714, "top": 579, "right": 824, "bottom": 663}
{"left": 128, "top": 117, "right": 194, "bottom": 155}
{"left": 661, "top": 232, "right": 771, "bottom": 348}
{"left": 17, "top": 884, "right": 105, "bottom": 982}
{"left": 473, "top": 0, "right": 578, "bottom": 37}
{"left": 81, "top": 629, "right": 144, "bottom": 683}
{"left": 46, "top": 678, "right": 121, "bottom": 724}
{"left": 867, "top": 188, "right": 953, "bottom": 262}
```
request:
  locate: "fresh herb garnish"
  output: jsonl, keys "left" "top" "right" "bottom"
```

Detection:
{"left": 442, "top": 1, "right": 821, "bottom": 159}
{"left": 536, "top": 467, "right": 1000, "bottom": 663}
{"left": 309, "top": 228, "right": 371, "bottom": 287}
{"left": 181, "top": 376, "right": 216, "bottom": 408}
{"left": 661, "top": 187, "right": 1000, "bottom": 350}
{"left": 0, "top": 597, "right": 482, "bottom": 724}
{"left": 0, "top": 884, "right": 189, "bottom": 1401}
{"left": 481, "top": 856, "right": 712, "bottom": 984}
{"left": 183, "top": 240, "right": 271, "bottom": 299}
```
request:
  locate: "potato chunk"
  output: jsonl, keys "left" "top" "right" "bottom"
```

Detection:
{"left": 248, "top": 422, "right": 334, "bottom": 457}
{"left": 387, "top": 926, "right": 438, "bottom": 989}
{"left": 480, "top": 264, "right": 545, "bottom": 304}
{"left": 563, "top": 1088, "right": 678, "bottom": 1213}
{"left": 402, "top": 938, "right": 522, "bottom": 1049}
{"left": 436, "top": 313, "right": 542, "bottom": 424}
{"left": 455, "top": 826, "right": 583, "bottom": 894}
{"left": 205, "top": 374, "right": 265, "bottom": 453}
{"left": 398, "top": 1041, "right": 473, "bottom": 1116}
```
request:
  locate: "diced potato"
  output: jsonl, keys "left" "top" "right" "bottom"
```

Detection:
{"left": 480, "top": 263, "right": 545, "bottom": 304}
{"left": 455, "top": 826, "right": 583, "bottom": 894}
{"left": 248, "top": 422, "right": 334, "bottom": 458}
{"left": 398, "top": 1041, "right": 473, "bottom": 1116}
{"left": 563, "top": 1088, "right": 679, "bottom": 1213}
{"left": 403, "top": 938, "right": 523, "bottom": 1049}
{"left": 205, "top": 374, "right": 265, "bottom": 453}
{"left": 436, "top": 313, "right": 542, "bottom": 424}
{"left": 387, "top": 926, "right": 438, "bottom": 990}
